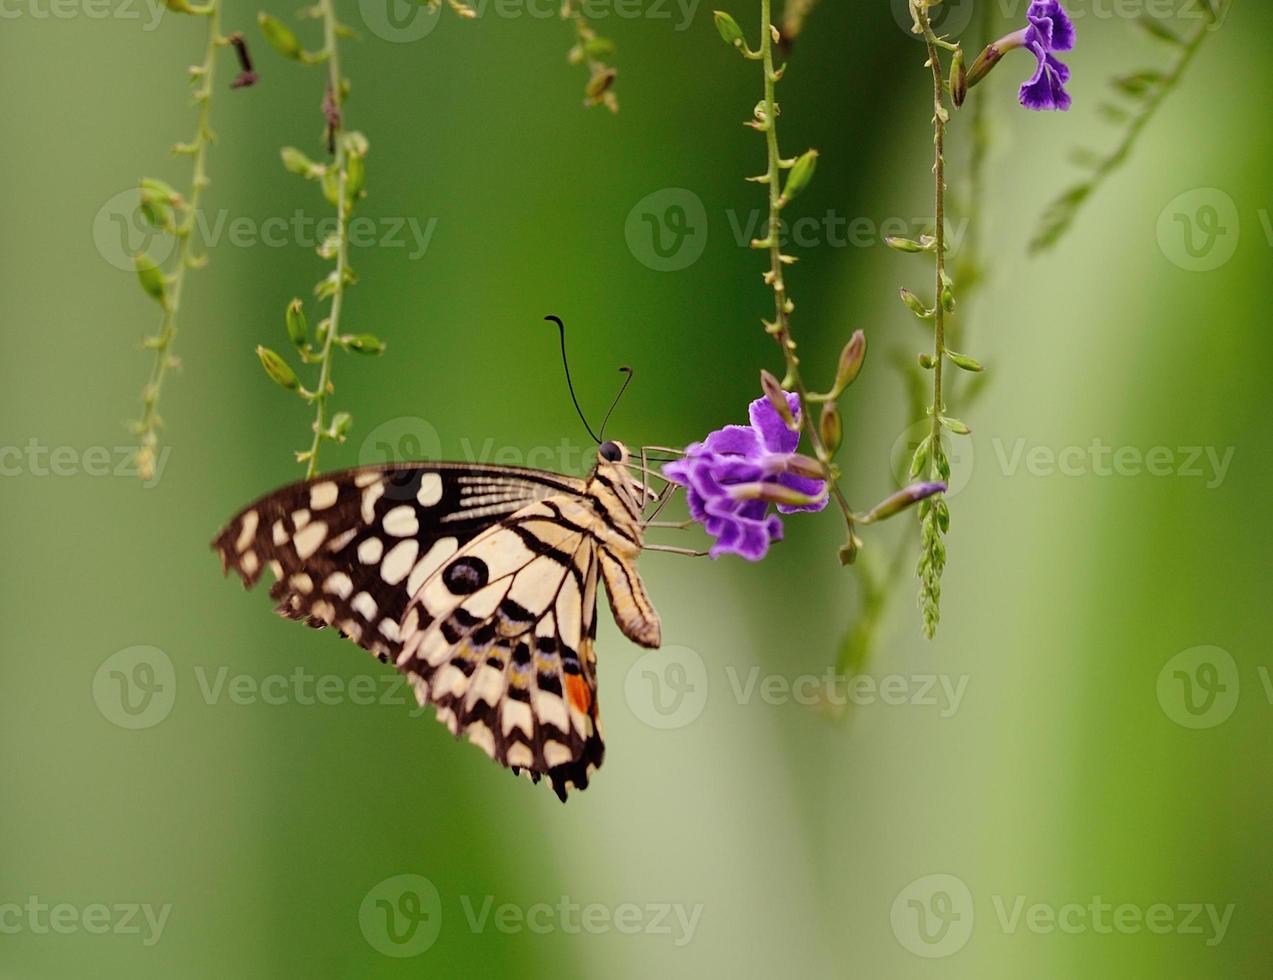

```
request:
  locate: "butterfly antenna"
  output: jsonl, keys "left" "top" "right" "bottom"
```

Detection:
{"left": 598, "top": 366, "right": 633, "bottom": 443}
{"left": 544, "top": 315, "right": 601, "bottom": 444}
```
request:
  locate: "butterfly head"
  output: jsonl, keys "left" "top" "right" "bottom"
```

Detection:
{"left": 598, "top": 439, "right": 626, "bottom": 464}
{"left": 587, "top": 439, "right": 651, "bottom": 524}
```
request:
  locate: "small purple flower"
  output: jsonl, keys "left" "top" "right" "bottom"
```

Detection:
{"left": 663, "top": 391, "right": 827, "bottom": 561}
{"left": 964, "top": 0, "right": 1075, "bottom": 111}
{"left": 1019, "top": 0, "right": 1076, "bottom": 111}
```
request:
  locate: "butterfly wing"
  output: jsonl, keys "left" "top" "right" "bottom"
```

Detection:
{"left": 397, "top": 496, "right": 605, "bottom": 801}
{"left": 212, "top": 463, "right": 586, "bottom": 663}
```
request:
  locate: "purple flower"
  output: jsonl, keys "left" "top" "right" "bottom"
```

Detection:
{"left": 662, "top": 391, "right": 827, "bottom": 561}
{"left": 1019, "top": 0, "right": 1075, "bottom": 111}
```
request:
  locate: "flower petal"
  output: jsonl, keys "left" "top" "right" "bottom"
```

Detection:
{"left": 1028, "top": 0, "right": 1075, "bottom": 51}
{"left": 703, "top": 424, "right": 762, "bottom": 457}
{"left": 748, "top": 392, "right": 803, "bottom": 454}
{"left": 775, "top": 472, "right": 829, "bottom": 514}
{"left": 1019, "top": 49, "right": 1071, "bottom": 111}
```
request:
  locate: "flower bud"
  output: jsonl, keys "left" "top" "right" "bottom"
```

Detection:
{"left": 947, "top": 350, "right": 983, "bottom": 372}
{"left": 728, "top": 481, "right": 826, "bottom": 509}
{"left": 939, "top": 415, "right": 971, "bottom": 435}
{"left": 860, "top": 481, "right": 947, "bottom": 524}
{"left": 345, "top": 153, "right": 366, "bottom": 202}
{"left": 950, "top": 47, "right": 968, "bottom": 107}
{"left": 965, "top": 30, "right": 1028, "bottom": 91}
{"left": 832, "top": 329, "right": 866, "bottom": 394}
{"left": 782, "top": 453, "right": 828, "bottom": 480}
{"left": 760, "top": 369, "right": 800, "bottom": 431}
{"left": 344, "top": 334, "right": 386, "bottom": 355}
{"left": 713, "top": 10, "right": 745, "bottom": 48}
{"left": 819, "top": 403, "right": 842, "bottom": 455}
{"left": 328, "top": 411, "right": 353, "bottom": 441}
{"left": 909, "top": 434, "right": 931, "bottom": 477}
{"left": 899, "top": 288, "right": 932, "bottom": 319}
{"left": 779, "top": 149, "right": 818, "bottom": 207}
{"left": 256, "top": 346, "right": 299, "bottom": 390}
{"left": 285, "top": 298, "right": 308, "bottom": 349}
{"left": 884, "top": 236, "right": 925, "bottom": 253}
{"left": 134, "top": 253, "right": 167, "bottom": 307}
{"left": 281, "top": 146, "right": 323, "bottom": 179}
{"left": 259, "top": 13, "right": 303, "bottom": 61}
{"left": 584, "top": 68, "right": 618, "bottom": 103}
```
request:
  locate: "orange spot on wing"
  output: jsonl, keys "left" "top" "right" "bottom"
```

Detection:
{"left": 565, "top": 673, "right": 592, "bottom": 714}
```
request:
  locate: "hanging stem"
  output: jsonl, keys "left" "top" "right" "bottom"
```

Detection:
{"left": 302, "top": 0, "right": 350, "bottom": 479}
{"left": 133, "top": 1, "right": 221, "bottom": 482}
{"left": 913, "top": 2, "right": 955, "bottom": 639}
{"left": 755, "top": 0, "right": 857, "bottom": 551}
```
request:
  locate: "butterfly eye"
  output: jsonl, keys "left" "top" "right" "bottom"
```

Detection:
{"left": 598, "top": 441, "right": 623, "bottom": 462}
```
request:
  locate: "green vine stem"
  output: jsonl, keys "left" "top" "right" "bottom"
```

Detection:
{"left": 131, "top": 0, "right": 223, "bottom": 483}
{"left": 302, "top": 0, "right": 353, "bottom": 479}
{"left": 732, "top": 0, "right": 861, "bottom": 560}
{"left": 1030, "top": 0, "right": 1228, "bottom": 253}
{"left": 900, "top": 1, "right": 978, "bottom": 639}
{"left": 255, "top": 0, "right": 384, "bottom": 476}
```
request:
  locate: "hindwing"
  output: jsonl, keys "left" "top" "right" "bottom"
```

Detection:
{"left": 396, "top": 497, "right": 604, "bottom": 801}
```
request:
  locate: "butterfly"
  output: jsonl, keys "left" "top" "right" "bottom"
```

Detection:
{"left": 212, "top": 439, "right": 669, "bottom": 801}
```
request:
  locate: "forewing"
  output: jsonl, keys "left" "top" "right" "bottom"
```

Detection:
{"left": 397, "top": 498, "right": 604, "bottom": 801}
{"left": 212, "top": 463, "right": 586, "bottom": 663}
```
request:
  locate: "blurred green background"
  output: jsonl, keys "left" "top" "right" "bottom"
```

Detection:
{"left": 3, "top": 0, "right": 1271, "bottom": 976}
